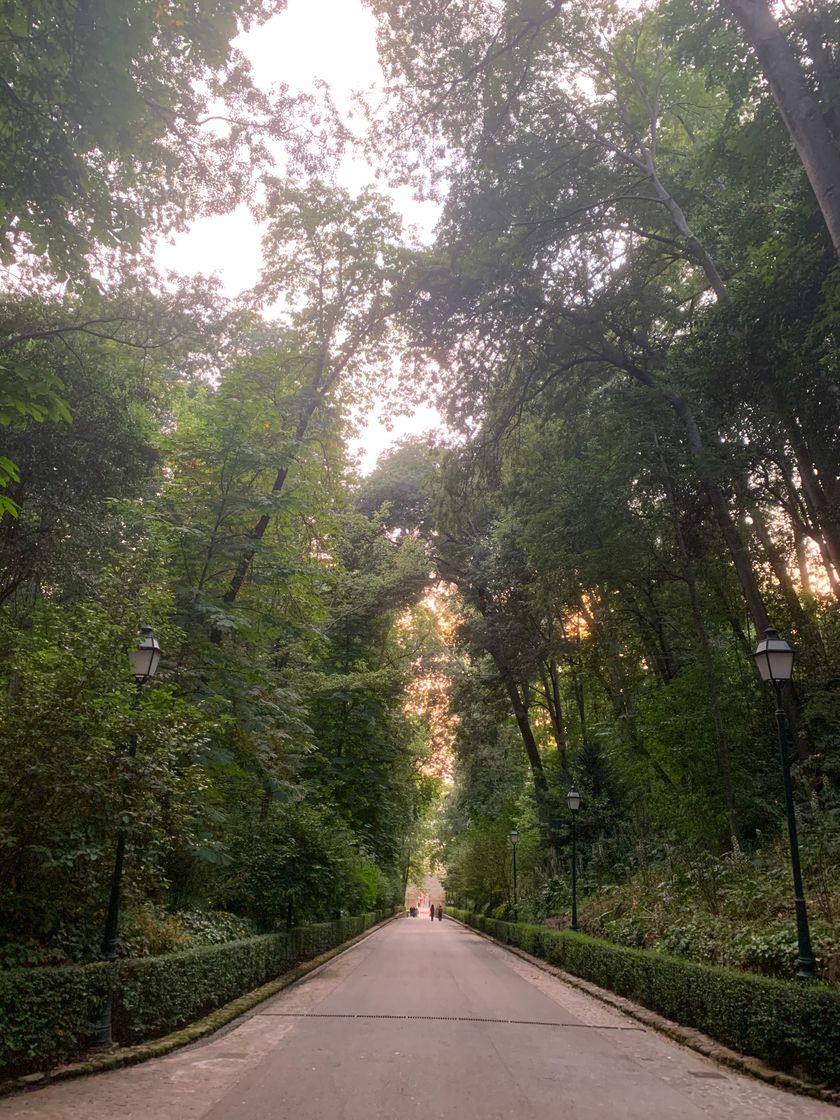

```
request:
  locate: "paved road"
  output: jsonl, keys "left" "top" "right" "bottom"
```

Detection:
{"left": 2, "top": 916, "right": 837, "bottom": 1120}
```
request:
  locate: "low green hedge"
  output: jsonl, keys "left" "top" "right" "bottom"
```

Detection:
{"left": 450, "top": 909, "right": 840, "bottom": 1087}
{"left": 1, "top": 910, "right": 394, "bottom": 1078}
{"left": 0, "top": 960, "right": 112, "bottom": 1077}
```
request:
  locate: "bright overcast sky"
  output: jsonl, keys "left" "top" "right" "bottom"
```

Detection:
{"left": 155, "top": 0, "right": 443, "bottom": 473}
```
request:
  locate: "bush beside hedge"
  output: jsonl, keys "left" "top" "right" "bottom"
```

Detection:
{"left": 1, "top": 910, "right": 393, "bottom": 1078}
{"left": 450, "top": 909, "right": 840, "bottom": 1087}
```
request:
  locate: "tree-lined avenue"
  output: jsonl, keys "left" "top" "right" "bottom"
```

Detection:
{"left": 2, "top": 917, "right": 836, "bottom": 1120}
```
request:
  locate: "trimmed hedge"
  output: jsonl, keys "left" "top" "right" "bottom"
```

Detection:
{"left": 0, "top": 960, "right": 111, "bottom": 1077}
{"left": 1, "top": 910, "right": 394, "bottom": 1078}
{"left": 450, "top": 910, "right": 840, "bottom": 1087}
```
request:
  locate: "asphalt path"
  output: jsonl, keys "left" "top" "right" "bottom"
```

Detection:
{"left": 2, "top": 915, "right": 837, "bottom": 1120}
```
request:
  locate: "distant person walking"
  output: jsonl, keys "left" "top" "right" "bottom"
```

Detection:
{"left": 429, "top": 904, "right": 435, "bottom": 921}
{"left": 437, "top": 904, "right": 444, "bottom": 921}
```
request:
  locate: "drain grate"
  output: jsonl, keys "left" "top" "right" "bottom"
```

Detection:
{"left": 688, "top": 1071, "right": 727, "bottom": 1080}
{"left": 257, "top": 1012, "right": 644, "bottom": 1031}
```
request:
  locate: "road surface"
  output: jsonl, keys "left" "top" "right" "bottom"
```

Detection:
{"left": 2, "top": 915, "right": 837, "bottom": 1119}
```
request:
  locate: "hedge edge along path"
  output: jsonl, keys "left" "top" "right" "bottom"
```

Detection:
{"left": 448, "top": 910, "right": 840, "bottom": 1101}
{"left": 0, "top": 909, "right": 402, "bottom": 1097}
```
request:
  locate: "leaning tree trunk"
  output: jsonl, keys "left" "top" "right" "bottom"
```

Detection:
{"left": 723, "top": 0, "right": 840, "bottom": 261}
{"left": 599, "top": 340, "right": 773, "bottom": 637}
{"left": 746, "top": 502, "right": 826, "bottom": 660}
{"left": 209, "top": 394, "right": 321, "bottom": 644}
{"left": 494, "top": 657, "right": 557, "bottom": 855}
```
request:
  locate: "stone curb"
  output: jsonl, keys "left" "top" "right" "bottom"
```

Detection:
{"left": 448, "top": 917, "right": 840, "bottom": 1107}
{"left": 1, "top": 911, "right": 403, "bottom": 1100}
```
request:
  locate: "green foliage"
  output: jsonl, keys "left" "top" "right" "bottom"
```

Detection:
{"left": 451, "top": 910, "right": 840, "bottom": 1086}
{"left": 0, "top": 576, "right": 212, "bottom": 963}
{"left": 0, "top": 285, "right": 201, "bottom": 600}
{"left": 5, "top": 0, "right": 840, "bottom": 1076}
{"left": 0, "top": 0, "right": 440, "bottom": 1017}
{"left": 0, "top": 961, "right": 110, "bottom": 1075}
{"left": 0, "top": 362, "right": 71, "bottom": 518}
{"left": 368, "top": 0, "right": 840, "bottom": 949}
{"left": 0, "top": 912, "right": 393, "bottom": 1077}
{"left": 176, "top": 910, "right": 262, "bottom": 947}
{"left": 355, "top": 437, "right": 440, "bottom": 534}
{"left": 118, "top": 906, "right": 191, "bottom": 958}
{"left": 0, "top": 0, "right": 291, "bottom": 276}
{"left": 216, "top": 804, "right": 391, "bottom": 926}
{"left": 572, "top": 844, "right": 840, "bottom": 981}
{"left": 0, "top": 325, "right": 434, "bottom": 965}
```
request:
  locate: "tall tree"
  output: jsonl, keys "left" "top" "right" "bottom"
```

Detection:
{"left": 211, "top": 184, "right": 411, "bottom": 633}
{"left": 0, "top": 0, "right": 300, "bottom": 277}
{"left": 720, "top": 0, "right": 840, "bottom": 260}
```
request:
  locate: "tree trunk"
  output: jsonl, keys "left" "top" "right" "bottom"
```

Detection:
{"left": 793, "top": 524, "right": 814, "bottom": 598}
{"left": 539, "top": 661, "right": 567, "bottom": 768}
{"left": 594, "top": 337, "right": 772, "bottom": 636}
{"left": 647, "top": 162, "right": 731, "bottom": 302}
{"left": 723, "top": 0, "right": 840, "bottom": 260}
{"left": 210, "top": 395, "right": 321, "bottom": 643}
{"left": 778, "top": 456, "right": 840, "bottom": 596}
{"left": 794, "top": 8, "right": 840, "bottom": 144}
{"left": 579, "top": 593, "right": 675, "bottom": 788}
{"left": 792, "top": 444, "right": 840, "bottom": 576}
{"left": 656, "top": 434, "right": 740, "bottom": 845}
{"left": 494, "top": 658, "right": 556, "bottom": 853}
{"left": 747, "top": 504, "right": 826, "bottom": 660}
{"left": 660, "top": 386, "right": 771, "bottom": 634}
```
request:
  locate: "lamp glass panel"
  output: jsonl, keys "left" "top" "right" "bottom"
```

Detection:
{"left": 765, "top": 647, "right": 794, "bottom": 682}
{"left": 129, "top": 647, "right": 151, "bottom": 680}
{"left": 567, "top": 789, "right": 581, "bottom": 812}
{"left": 754, "top": 648, "right": 773, "bottom": 682}
{"left": 753, "top": 632, "right": 794, "bottom": 683}
{"left": 130, "top": 628, "right": 161, "bottom": 681}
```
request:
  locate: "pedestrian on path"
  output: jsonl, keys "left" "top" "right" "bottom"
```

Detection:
{"left": 437, "top": 904, "right": 444, "bottom": 921}
{"left": 429, "top": 904, "right": 435, "bottom": 920}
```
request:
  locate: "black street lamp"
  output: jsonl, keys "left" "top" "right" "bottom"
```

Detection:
{"left": 567, "top": 788, "right": 581, "bottom": 931}
{"left": 752, "top": 628, "right": 816, "bottom": 981}
{"left": 91, "top": 626, "right": 162, "bottom": 1048}
{"left": 509, "top": 828, "right": 519, "bottom": 920}
{"left": 128, "top": 624, "right": 162, "bottom": 684}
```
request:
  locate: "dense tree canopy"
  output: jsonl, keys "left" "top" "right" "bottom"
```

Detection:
{"left": 363, "top": 0, "right": 840, "bottom": 975}
{"left": 2, "top": 0, "right": 840, "bottom": 986}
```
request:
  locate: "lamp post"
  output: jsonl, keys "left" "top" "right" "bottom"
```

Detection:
{"left": 509, "top": 828, "right": 519, "bottom": 920}
{"left": 567, "top": 788, "right": 581, "bottom": 931}
{"left": 91, "top": 626, "right": 161, "bottom": 1047}
{"left": 752, "top": 628, "right": 815, "bottom": 981}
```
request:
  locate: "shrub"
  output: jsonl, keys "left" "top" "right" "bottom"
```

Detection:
{"left": 598, "top": 915, "right": 647, "bottom": 948}
{"left": 177, "top": 910, "right": 261, "bottom": 946}
{"left": 732, "top": 921, "right": 840, "bottom": 981}
{"left": 114, "top": 934, "right": 292, "bottom": 1041}
{"left": 734, "top": 927, "right": 801, "bottom": 979}
{"left": 0, "top": 910, "right": 394, "bottom": 1078}
{"left": 217, "top": 805, "right": 370, "bottom": 926}
{"left": 450, "top": 909, "right": 840, "bottom": 1086}
{"left": 119, "top": 905, "right": 190, "bottom": 957}
{"left": 659, "top": 919, "right": 721, "bottom": 964}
